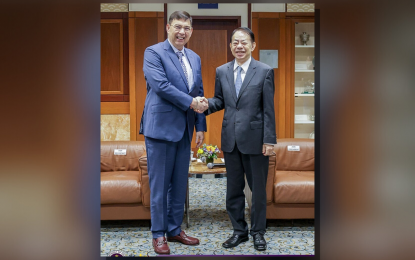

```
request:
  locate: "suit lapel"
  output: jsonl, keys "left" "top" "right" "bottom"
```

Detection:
{"left": 237, "top": 58, "right": 257, "bottom": 103}
{"left": 184, "top": 48, "right": 196, "bottom": 93}
{"left": 226, "top": 60, "right": 237, "bottom": 103}
{"left": 163, "top": 40, "right": 189, "bottom": 91}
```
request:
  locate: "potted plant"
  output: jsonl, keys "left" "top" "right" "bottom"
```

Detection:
{"left": 197, "top": 144, "right": 221, "bottom": 165}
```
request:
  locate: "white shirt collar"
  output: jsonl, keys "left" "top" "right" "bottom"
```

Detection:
{"left": 234, "top": 56, "right": 251, "bottom": 72}
{"left": 168, "top": 39, "right": 185, "bottom": 56}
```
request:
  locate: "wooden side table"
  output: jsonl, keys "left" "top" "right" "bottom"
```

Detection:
{"left": 185, "top": 159, "right": 226, "bottom": 227}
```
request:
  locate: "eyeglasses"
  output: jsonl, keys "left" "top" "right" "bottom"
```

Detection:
{"left": 172, "top": 25, "right": 192, "bottom": 32}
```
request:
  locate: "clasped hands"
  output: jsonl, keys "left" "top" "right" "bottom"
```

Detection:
{"left": 191, "top": 96, "right": 208, "bottom": 113}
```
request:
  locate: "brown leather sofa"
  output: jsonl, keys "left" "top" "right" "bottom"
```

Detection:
{"left": 101, "top": 141, "right": 151, "bottom": 220}
{"left": 244, "top": 138, "right": 315, "bottom": 219}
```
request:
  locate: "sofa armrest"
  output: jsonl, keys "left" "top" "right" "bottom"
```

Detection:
{"left": 266, "top": 154, "right": 276, "bottom": 204}
{"left": 139, "top": 151, "right": 147, "bottom": 176}
{"left": 138, "top": 152, "right": 150, "bottom": 207}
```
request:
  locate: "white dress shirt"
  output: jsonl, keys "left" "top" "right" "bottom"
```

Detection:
{"left": 233, "top": 56, "right": 251, "bottom": 84}
{"left": 168, "top": 39, "right": 194, "bottom": 91}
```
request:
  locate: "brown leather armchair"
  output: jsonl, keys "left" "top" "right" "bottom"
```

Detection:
{"left": 245, "top": 138, "right": 315, "bottom": 219}
{"left": 100, "top": 141, "right": 151, "bottom": 220}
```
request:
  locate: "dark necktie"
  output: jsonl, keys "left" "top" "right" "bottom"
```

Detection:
{"left": 235, "top": 66, "right": 243, "bottom": 97}
{"left": 176, "top": 51, "right": 189, "bottom": 88}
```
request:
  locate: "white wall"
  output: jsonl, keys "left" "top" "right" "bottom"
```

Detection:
{"left": 129, "top": 3, "right": 164, "bottom": 12}
{"left": 252, "top": 3, "right": 285, "bottom": 12}
{"left": 167, "top": 3, "right": 248, "bottom": 27}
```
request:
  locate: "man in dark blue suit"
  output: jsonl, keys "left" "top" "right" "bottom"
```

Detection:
{"left": 141, "top": 11, "right": 208, "bottom": 255}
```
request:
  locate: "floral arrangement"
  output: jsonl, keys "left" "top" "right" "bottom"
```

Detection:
{"left": 197, "top": 143, "right": 221, "bottom": 159}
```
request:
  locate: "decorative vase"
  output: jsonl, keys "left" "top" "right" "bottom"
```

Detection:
{"left": 300, "top": 32, "right": 310, "bottom": 46}
{"left": 205, "top": 157, "right": 214, "bottom": 165}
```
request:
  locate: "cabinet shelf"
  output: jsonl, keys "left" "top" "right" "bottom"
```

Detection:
{"left": 295, "top": 94, "right": 314, "bottom": 97}
{"left": 295, "top": 45, "right": 315, "bottom": 48}
{"left": 295, "top": 120, "right": 315, "bottom": 124}
{"left": 293, "top": 17, "right": 315, "bottom": 139}
{"left": 295, "top": 69, "right": 314, "bottom": 72}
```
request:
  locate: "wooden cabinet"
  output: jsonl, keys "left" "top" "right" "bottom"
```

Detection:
{"left": 292, "top": 17, "right": 315, "bottom": 138}
{"left": 100, "top": 12, "right": 129, "bottom": 103}
{"left": 283, "top": 14, "right": 315, "bottom": 138}
{"left": 100, "top": 11, "right": 165, "bottom": 138}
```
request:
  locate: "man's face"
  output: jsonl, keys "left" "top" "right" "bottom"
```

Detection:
{"left": 230, "top": 30, "right": 256, "bottom": 65}
{"left": 166, "top": 18, "right": 193, "bottom": 50}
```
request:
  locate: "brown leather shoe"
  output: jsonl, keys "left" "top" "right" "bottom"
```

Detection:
{"left": 152, "top": 237, "right": 170, "bottom": 254}
{"left": 167, "top": 231, "right": 200, "bottom": 245}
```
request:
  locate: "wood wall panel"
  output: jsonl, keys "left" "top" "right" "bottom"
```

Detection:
{"left": 101, "top": 19, "right": 123, "bottom": 94}
{"left": 128, "top": 17, "right": 137, "bottom": 140}
{"left": 259, "top": 17, "right": 282, "bottom": 138}
{"left": 279, "top": 17, "right": 287, "bottom": 138}
{"left": 252, "top": 12, "right": 312, "bottom": 139}
{"left": 100, "top": 94, "right": 129, "bottom": 102}
{"left": 101, "top": 102, "right": 130, "bottom": 114}
{"left": 257, "top": 12, "right": 280, "bottom": 18}
{"left": 188, "top": 30, "right": 227, "bottom": 152}
{"left": 101, "top": 12, "right": 129, "bottom": 103}
{"left": 191, "top": 17, "right": 240, "bottom": 63}
{"left": 286, "top": 19, "right": 295, "bottom": 137}
{"left": 129, "top": 12, "right": 164, "bottom": 141}
{"left": 253, "top": 13, "right": 286, "bottom": 138}
{"left": 251, "top": 16, "right": 259, "bottom": 60}
{"left": 286, "top": 12, "right": 314, "bottom": 18}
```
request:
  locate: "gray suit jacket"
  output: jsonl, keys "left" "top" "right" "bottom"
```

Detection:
{"left": 205, "top": 58, "right": 276, "bottom": 154}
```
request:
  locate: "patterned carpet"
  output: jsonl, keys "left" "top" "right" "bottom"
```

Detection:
{"left": 101, "top": 177, "right": 314, "bottom": 256}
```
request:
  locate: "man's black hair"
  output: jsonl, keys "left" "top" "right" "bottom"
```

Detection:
{"left": 230, "top": 27, "right": 255, "bottom": 43}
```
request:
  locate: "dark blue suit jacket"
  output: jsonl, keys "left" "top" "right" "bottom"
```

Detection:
{"left": 142, "top": 40, "right": 207, "bottom": 142}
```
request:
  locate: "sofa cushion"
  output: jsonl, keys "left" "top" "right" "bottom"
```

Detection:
{"left": 274, "top": 171, "right": 314, "bottom": 203}
{"left": 101, "top": 171, "right": 141, "bottom": 204}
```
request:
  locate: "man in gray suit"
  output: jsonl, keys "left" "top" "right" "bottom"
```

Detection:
{"left": 198, "top": 27, "right": 276, "bottom": 251}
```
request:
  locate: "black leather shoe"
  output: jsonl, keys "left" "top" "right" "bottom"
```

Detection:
{"left": 253, "top": 233, "right": 267, "bottom": 251}
{"left": 222, "top": 234, "right": 249, "bottom": 248}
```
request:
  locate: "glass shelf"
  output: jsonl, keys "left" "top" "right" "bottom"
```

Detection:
{"left": 295, "top": 94, "right": 315, "bottom": 97}
{"left": 294, "top": 21, "right": 314, "bottom": 139}
{"left": 295, "top": 70, "right": 314, "bottom": 72}
{"left": 295, "top": 45, "right": 315, "bottom": 48}
{"left": 295, "top": 120, "right": 315, "bottom": 124}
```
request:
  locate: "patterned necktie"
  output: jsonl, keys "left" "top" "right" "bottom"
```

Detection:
{"left": 176, "top": 51, "right": 189, "bottom": 88}
{"left": 235, "top": 66, "right": 243, "bottom": 97}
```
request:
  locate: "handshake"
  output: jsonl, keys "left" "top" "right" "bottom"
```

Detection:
{"left": 191, "top": 96, "right": 209, "bottom": 113}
